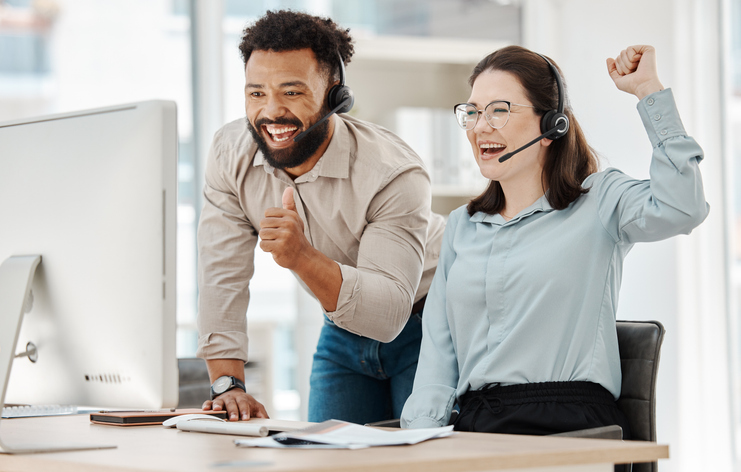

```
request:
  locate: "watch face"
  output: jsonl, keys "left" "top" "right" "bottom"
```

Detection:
{"left": 213, "top": 376, "right": 232, "bottom": 394}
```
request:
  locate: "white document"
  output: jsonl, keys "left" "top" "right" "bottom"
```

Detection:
{"left": 234, "top": 420, "right": 455, "bottom": 449}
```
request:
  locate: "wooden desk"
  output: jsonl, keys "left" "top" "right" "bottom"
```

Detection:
{"left": 0, "top": 415, "right": 668, "bottom": 472}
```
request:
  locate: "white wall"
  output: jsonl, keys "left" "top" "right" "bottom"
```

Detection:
{"left": 523, "top": 1, "right": 732, "bottom": 470}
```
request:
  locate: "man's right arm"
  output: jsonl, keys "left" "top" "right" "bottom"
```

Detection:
{"left": 196, "top": 131, "right": 266, "bottom": 419}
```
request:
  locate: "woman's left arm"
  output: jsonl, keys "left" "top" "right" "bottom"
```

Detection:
{"left": 594, "top": 46, "right": 710, "bottom": 243}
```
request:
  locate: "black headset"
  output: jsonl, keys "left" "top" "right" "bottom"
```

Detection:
{"left": 327, "top": 51, "right": 354, "bottom": 113}
{"left": 496, "top": 53, "right": 570, "bottom": 162}
{"left": 537, "top": 53, "right": 569, "bottom": 139}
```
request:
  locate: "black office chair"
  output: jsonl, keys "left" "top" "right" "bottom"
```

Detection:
{"left": 554, "top": 320, "right": 665, "bottom": 472}
{"left": 176, "top": 358, "right": 267, "bottom": 409}
{"left": 177, "top": 358, "right": 211, "bottom": 408}
{"left": 368, "top": 320, "right": 666, "bottom": 472}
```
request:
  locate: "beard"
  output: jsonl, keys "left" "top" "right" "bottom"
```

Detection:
{"left": 246, "top": 106, "right": 332, "bottom": 170}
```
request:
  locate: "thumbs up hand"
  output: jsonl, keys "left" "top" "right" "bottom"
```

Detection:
{"left": 260, "top": 187, "right": 310, "bottom": 270}
{"left": 282, "top": 186, "right": 296, "bottom": 212}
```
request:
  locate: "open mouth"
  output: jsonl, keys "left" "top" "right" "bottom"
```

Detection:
{"left": 479, "top": 142, "right": 506, "bottom": 160}
{"left": 262, "top": 124, "right": 301, "bottom": 145}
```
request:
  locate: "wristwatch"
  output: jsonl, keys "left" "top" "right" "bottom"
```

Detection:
{"left": 210, "top": 375, "right": 246, "bottom": 400}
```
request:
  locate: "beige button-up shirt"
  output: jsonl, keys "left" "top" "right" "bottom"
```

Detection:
{"left": 196, "top": 114, "right": 446, "bottom": 361}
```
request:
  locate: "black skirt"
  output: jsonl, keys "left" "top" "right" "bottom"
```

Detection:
{"left": 453, "top": 380, "right": 631, "bottom": 439}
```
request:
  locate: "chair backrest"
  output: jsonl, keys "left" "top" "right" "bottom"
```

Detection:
{"left": 615, "top": 320, "right": 665, "bottom": 472}
{"left": 177, "top": 358, "right": 267, "bottom": 409}
{"left": 177, "top": 358, "right": 211, "bottom": 409}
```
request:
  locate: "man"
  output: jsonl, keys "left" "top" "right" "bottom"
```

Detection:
{"left": 197, "top": 10, "right": 445, "bottom": 425}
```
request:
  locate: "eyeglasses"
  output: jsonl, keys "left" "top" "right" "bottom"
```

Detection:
{"left": 453, "top": 101, "right": 536, "bottom": 131}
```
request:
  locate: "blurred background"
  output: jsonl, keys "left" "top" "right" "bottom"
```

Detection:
{"left": 0, "top": 0, "right": 737, "bottom": 470}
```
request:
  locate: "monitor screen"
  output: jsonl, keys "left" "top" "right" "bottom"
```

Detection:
{"left": 0, "top": 101, "right": 178, "bottom": 409}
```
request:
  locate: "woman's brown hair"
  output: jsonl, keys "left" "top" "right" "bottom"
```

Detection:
{"left": 466, "top": 46, "right": 599, "bottom": 217}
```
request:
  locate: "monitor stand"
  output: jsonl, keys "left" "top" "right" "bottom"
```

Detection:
{"left": 0, "top": 255, "right": 116, "bottom": 453}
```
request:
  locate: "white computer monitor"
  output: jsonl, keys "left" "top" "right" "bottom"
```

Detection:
{"left": 0, "top": 101, "right": 179, "bottom": 410}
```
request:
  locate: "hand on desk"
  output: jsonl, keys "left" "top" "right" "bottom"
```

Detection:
{"left": 202, "top": 390, "right": 269, "bottom": 421}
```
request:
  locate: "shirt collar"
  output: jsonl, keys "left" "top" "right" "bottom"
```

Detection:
{"left": 252, "top": 116, "right": 351, "bottom": 182}
{"left": 470, "top": 192, "right": 554, "bottom": 226}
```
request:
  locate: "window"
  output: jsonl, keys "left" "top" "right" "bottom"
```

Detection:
{"left": 727, "top": 0, "right": 741, "bottom": 465}
{"left": 0, "top": 0, "right": 196, "bottom": 364}
{"left": 0, "top": 0, "right": 53, "bottom": 75}
{"left": 1, "top": 0, "right": 522, "bottom": 421}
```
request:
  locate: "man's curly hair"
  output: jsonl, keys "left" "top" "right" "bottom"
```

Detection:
{"left": 239, "top": 10, "right": 354, "bottom": 81}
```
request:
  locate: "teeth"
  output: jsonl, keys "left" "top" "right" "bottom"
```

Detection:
{"left": 265, "top": 125, "right": 298, "bottom": 142}
{"left": 267, "top": 126, "right": 297, "bottom": 134}
{"left": 481, "top": 143, "right": 505, "bottom": 149}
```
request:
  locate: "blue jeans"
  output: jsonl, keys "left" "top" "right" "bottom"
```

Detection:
{"left": 308, "top": 311, "right": 423, "bottom": 424}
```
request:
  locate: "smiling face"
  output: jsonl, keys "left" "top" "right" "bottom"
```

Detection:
{"left": 466, "top": 69, "right": 550, "bottom": 186}
{"left": 244, "top": 48, "right": 334, "bottom": 177}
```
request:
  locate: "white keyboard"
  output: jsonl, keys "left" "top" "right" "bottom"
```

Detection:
{"left": 2, "top": 404, "right": 78, "bottom": 418}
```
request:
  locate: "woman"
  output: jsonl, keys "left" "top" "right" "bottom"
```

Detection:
{"left": 400, "top": 45, "right": 708, "bottom": 437}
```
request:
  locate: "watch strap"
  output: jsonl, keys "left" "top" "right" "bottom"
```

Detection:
{"left": 210, "top": 376, "right": 247, "bottom": 400}
{"left": 231, "top": 377, "right": 246, "bottom": 393}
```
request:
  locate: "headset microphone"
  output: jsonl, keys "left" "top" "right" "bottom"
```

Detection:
{"left": 497, "top": 53, "right": 569, "bottom": 163}
{"left": 497, "top": 124, "right": 566, "bottom": 163}
{"left": 293, "top": 51, "right": 354, "bottom": 143}
{"left": 293, "top": 96, "right": 352, "bottom": 142}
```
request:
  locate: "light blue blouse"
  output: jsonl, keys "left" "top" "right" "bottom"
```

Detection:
{"left": 400, "top": 89, "right": 709, "bottom": 429}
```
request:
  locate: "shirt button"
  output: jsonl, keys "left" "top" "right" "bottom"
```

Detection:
{"left": 660, "top": 129, "right": 668, "bottom": 135}
{"left": 647, "top": 98, "right": 655, "bottom": 106}
{"left": 654, "top": 114, "right": 661, "bottom": 121}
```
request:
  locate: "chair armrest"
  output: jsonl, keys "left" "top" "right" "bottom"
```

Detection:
{"left": 365, "top": 419, "right": 401, "bottom": 428}
{"left": 550, "top": 425, "right": 623, "bottom": 440}
{"left": 366, "top": 411, "right": 458, "bottom": 429}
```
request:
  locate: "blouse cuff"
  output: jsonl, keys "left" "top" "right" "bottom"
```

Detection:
{"left": 637, "top": 88, "right": 689, "bottom": 149}
{"left": 400, "top": 384, "right": 457, "bottom": 429}
{"left": 405, "top": 416, "right": 445, "bottom": 429}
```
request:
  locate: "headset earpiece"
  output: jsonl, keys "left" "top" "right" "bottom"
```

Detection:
{"left": 540, "top": 110, "right": 569, "bottom": 139}
{"left": 327, "top": 52, "right": 354, "bottom": 114}
{"left": 327, "top": 84, "right": 354, "bottom": 114}
{"left": 537, "top": 54, "right": 569, "bottom": 140}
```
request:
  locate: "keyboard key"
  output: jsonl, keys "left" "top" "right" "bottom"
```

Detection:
{"left": 2, "top": 404, "right": 78, "bottom": 418}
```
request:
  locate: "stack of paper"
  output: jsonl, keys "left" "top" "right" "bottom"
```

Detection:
{"left": 235, "top": 420, "right": 455, "bottom": 449}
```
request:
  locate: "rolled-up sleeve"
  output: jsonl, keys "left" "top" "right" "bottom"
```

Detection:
{"left": 326, "top": 165, "right": 431, "bottom": 343}
{"left": 196, "top": 131, "right": 257, "bottom": 362}
{"left": 592, "top": 88, "right": 710, "bottom": 243}
{"left": 401, "top": 211, "right": 460, "bottom": 428}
